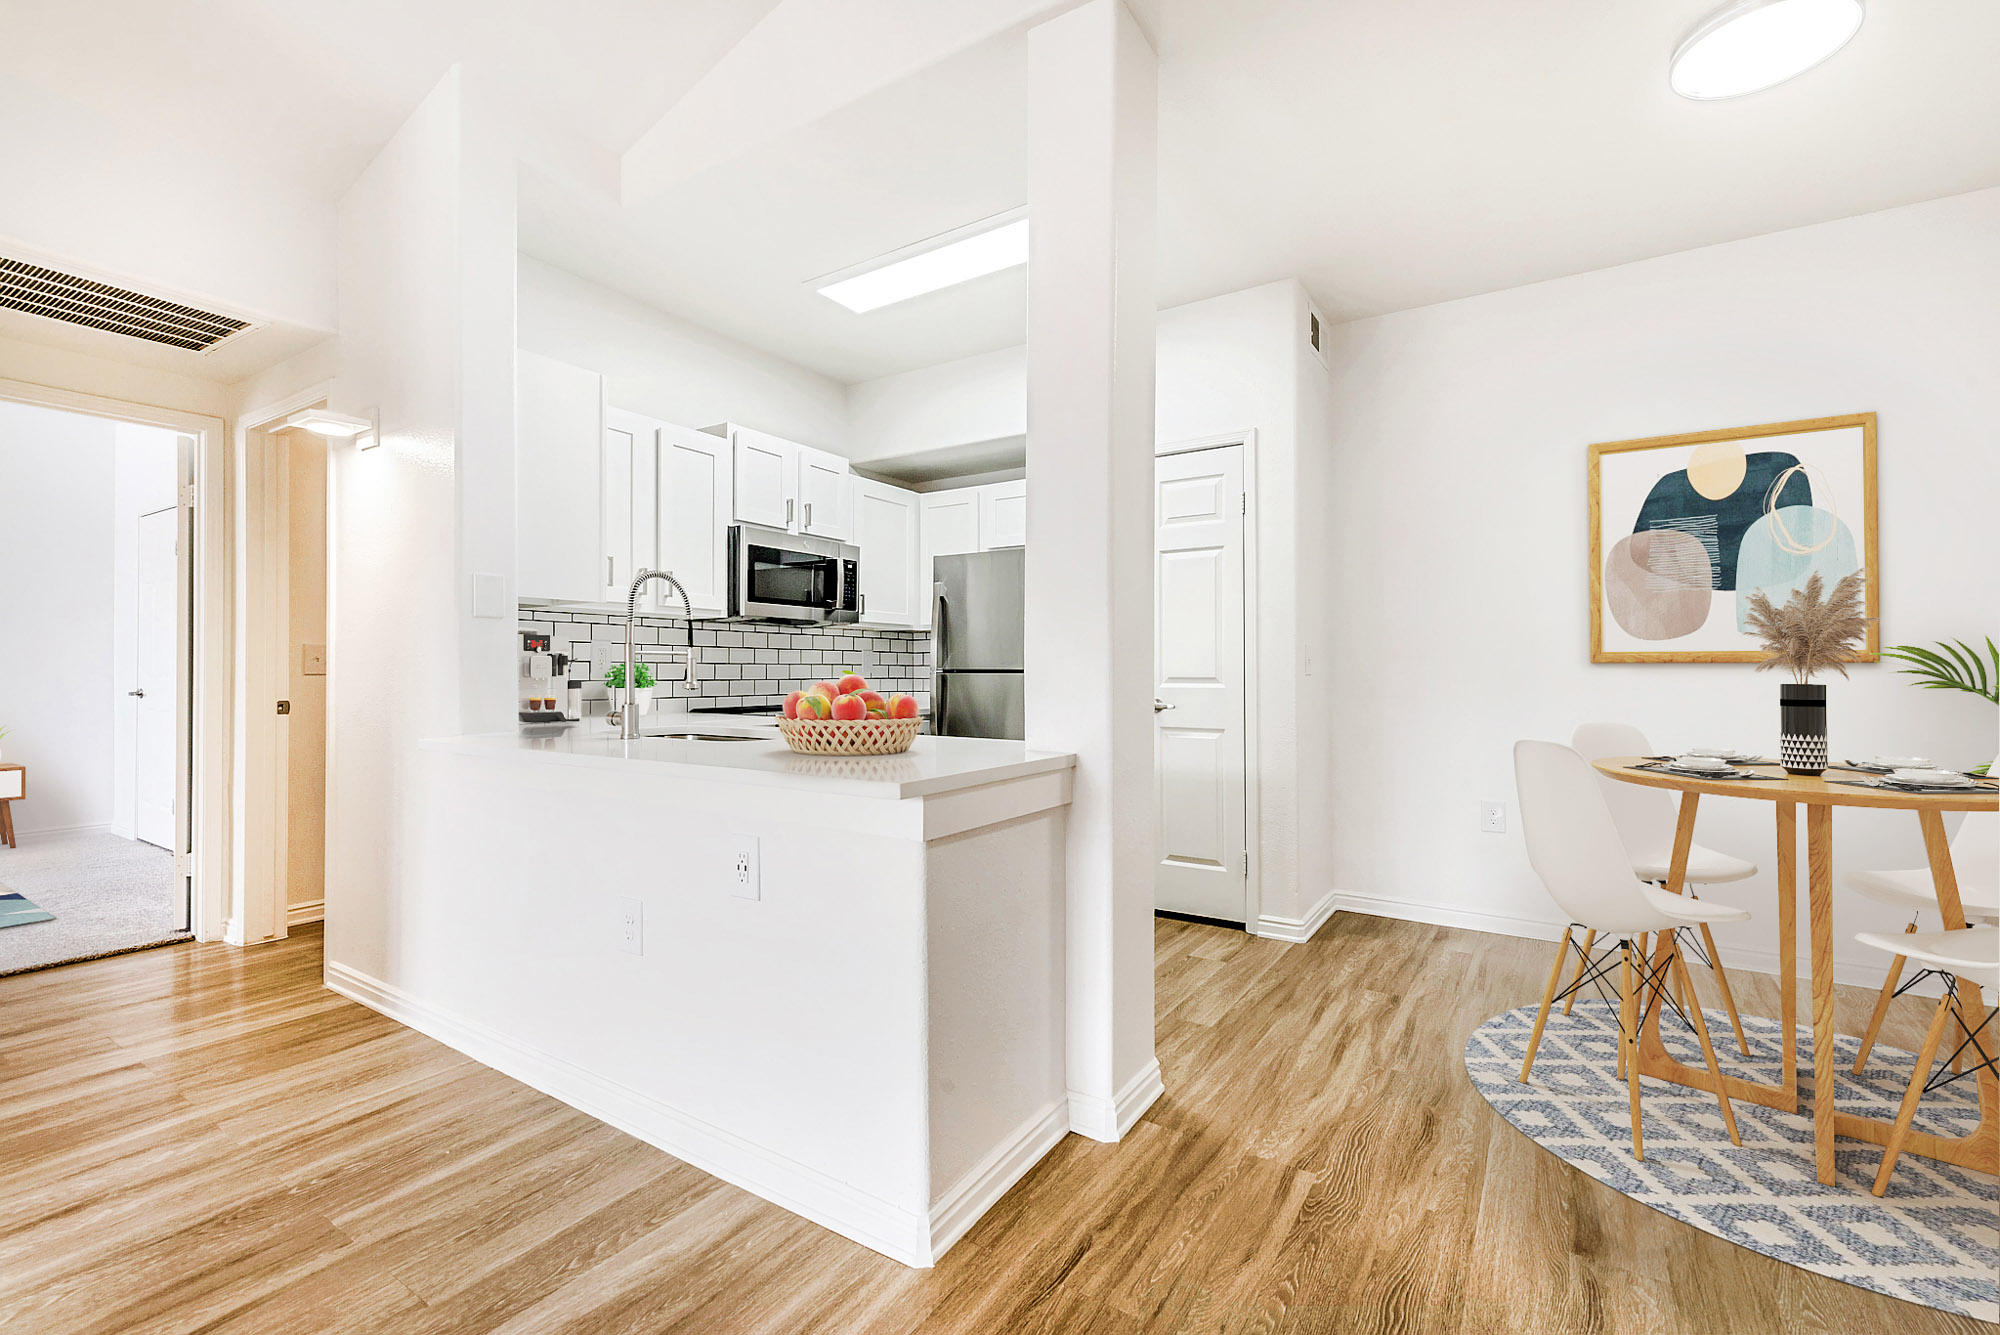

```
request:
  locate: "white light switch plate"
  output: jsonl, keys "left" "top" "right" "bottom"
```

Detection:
{"left": 471, "top": 571, "right": 507, "bottom": 619}
{"left": 730, "top": 834, "right": 761, "bottom": 901}
{"left": 301, "top": 643, "right": 327, "bottom": 676}
{"left": 1479, "top": 801, "right": 1507, "bottom": 835}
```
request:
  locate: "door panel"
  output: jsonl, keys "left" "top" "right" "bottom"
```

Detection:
{"left": 797, "top": 444, "right": 851, "bottom": 541}
{"left": 854, "top": 479, "right": 919, "bottom": 626}
{"left": 601, "top": 417, "right": 635, "bottom": 598}
{"left": 135, "top": 507, "right": 177, "bottom": 849}
{"left": 917, "top": 490, "right": 981, "bottom": 629}
{"left": 978, "top": 479, "right": 1027, "bottom": 549}
{"left": 1153, "top": 446, "right": 1247, "bottom": 924}
{"left": 658, "top": 425, "right": 731, "bottom": 616}
{"left": 731, "top": 426, "right": 795, "bottom": 530}
{"left": 516, "top": 351, "right": 604, "bottom": 603}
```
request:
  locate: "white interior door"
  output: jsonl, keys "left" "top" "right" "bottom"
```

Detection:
{"left": 1153, "top": 446, "right": 1247, "bottom": 923}
{"left": 135, "top": 506, "right": 177, "bottom": 849}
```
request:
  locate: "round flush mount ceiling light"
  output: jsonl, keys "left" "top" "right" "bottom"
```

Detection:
{"left": 1671, "top": 0, "right": 1865, "bottom": 100}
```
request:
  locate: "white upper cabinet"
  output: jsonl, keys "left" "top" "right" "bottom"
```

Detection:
{"left": 657, "top": 424, "right": 733, "bottom": 617}
{"left": 603, "top": 408, "right": 660, "bottom": 604}
{"left": 853, "top": 478, "right": 920, "bottom": 627}
{"left": 725, "top": 425, "right": 797, "bottom": 530}
{"left": 978, "top": 479, "right": 1027, "bottom": 549}
{"left": 795, "top": 443, "right": 852, "bottom": 541}
{"left": 917, "top": 489, "right": 982, "bottom": 630}
{"left": 516, "top": 351, "right": 604, "bottom": 604}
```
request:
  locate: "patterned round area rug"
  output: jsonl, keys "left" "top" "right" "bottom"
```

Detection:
{"left": 1464, "top": 999, "right": 1998, "bottom": 1322}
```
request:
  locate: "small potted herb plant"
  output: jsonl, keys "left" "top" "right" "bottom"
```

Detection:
{"left": 603, "top": 662, "right": 656, "bottom": 717}
{"left": 1743, "top": 572, "right": 1868, "bottom": 775}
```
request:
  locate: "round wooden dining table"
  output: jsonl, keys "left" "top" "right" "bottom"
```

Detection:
{"left": 1595, "top": 757, "right": 1998, "bottom": 1186}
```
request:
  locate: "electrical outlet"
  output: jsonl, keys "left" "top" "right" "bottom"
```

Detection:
{"left": 1479, "top": 801, "right": 1507, "bottom": 835}
{"left": 729, "top": 834, "right": 761, "bottom": 901}
{"left": 617, "top": 896, "right": 642, "bottom": 954}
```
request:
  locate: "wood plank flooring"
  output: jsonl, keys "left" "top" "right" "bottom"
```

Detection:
{"left": 0, "top": 916, "right": 1982, "bottom": 1334}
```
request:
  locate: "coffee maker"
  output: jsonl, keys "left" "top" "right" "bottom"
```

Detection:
{"left": 519, "top": 631, "right": 571, "bottom": 722}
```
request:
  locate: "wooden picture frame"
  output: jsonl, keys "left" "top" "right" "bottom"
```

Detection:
{"left": 1589, "top": 413, "right": 1879, "bottom": 664}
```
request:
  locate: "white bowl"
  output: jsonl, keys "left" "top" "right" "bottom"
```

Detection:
{"left": 1873, "top": 755, "right": 1934, "bottom": 769}
{"left": 1890, "top": 768, "right": 1970, "bottom": 787}
{"left": 1672, "top": 755, "right": 1731, "bottom": 771}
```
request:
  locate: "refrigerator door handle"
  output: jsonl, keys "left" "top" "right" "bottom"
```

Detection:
{"left": 930, "top": 581, "right": 947, "bottom": 734}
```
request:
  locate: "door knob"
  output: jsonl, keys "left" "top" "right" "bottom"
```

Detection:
{"left": 129, "top": 689, "right": 145, "bottom": 698}
{"left": 1153, "top": 700, "right": 1175, "bottom": 712}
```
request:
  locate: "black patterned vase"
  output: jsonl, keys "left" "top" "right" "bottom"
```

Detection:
{"left": 1779, "top": 683, "right": 1828, "bottom": 776}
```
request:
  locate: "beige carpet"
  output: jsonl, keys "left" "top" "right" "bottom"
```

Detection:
{"left": 0, "top": 830, "right": 188, "bottom": 975}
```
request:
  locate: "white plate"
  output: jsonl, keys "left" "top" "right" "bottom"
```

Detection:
{"left": 1686, "top": 747, "right": 1753, "bottom": 761}
{"left": 1889, "top": 768, "right": 1971, "bottom": 788}
{"left": 1670, "top": 756, "right": 1731, "bottom": 772}
{"left": 1872, "top": 754, "right": 1934, "bottom": 769}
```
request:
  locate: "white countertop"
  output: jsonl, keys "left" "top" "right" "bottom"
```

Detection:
{"left": 420, "top": 720, "right": 1074, "bottom": 799}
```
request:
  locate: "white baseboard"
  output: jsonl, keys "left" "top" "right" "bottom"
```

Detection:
{"left": 928, "top": 1100, "right": 1069, "bottom": 1258}
{"left": 11, "top": 821, "right": 113, "bottom": 845}
{"left": 324, "top": 960, "right": 936, "bottom": 1267}
{"left": 1330, "top": 891, "right": 1567, "bottom": 943}
{"left": 1255, "top": 887, "right": 1341, "bottom": 943}
{"left": 1068, "top": 1058, "right": 1164, "bottom": 1143}
{"left": 286, "top": 899, "right": 325, "bottom": 927}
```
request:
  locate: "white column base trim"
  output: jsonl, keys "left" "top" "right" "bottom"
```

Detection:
{"left": 285, "top": 899, "right": 325, "bottom": 927}
{"left": 1068, "top": 1058, "right": 1164, "bottom": 1143}
{"left": 928, "top": 1100, "right": 1071, "bottom": 1258}
{"left": 324, "top": 960, "right": 937, "bottom": 1267}
{"left": 1330, "top": 892, "right": 1567, "bottom": 943}
{"left": 1254, "top": 887, "right": 1340, "bottom": 943}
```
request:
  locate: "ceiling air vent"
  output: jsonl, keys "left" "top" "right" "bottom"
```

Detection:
{"left": 0, "top": 257, "right": 251, "bottom": 352}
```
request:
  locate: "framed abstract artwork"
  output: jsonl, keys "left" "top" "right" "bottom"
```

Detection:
{"left": 1589, "top": 413, "right": 1878, "bottom": 663}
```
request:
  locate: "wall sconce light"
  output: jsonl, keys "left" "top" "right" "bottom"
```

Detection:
{"left": 284, "top": 407, "right": 380, "bottom": 449}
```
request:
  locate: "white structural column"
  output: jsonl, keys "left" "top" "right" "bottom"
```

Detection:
{"left": 1024, "top": 0, "right": 1162, "bottom": 1142}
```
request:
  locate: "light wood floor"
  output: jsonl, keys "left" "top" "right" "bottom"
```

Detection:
{"left": 0, "top": 916, "right": 1982, "bottom": 1334}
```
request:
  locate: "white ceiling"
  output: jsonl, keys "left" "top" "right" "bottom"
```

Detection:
{"left": 5, "top": 1, "right": 1999, "bottom": 385}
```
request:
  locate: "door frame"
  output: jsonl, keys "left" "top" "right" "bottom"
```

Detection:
{"left": 1153, "top": 431, "right": 1262, "bottom": 930}
{"left": 235, "top": 383, "right": 334, "bottom": 945}
{"left": 0, "top": 375, "right": 229, "bottom": 941}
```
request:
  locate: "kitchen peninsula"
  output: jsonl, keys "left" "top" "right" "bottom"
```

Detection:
{"left": 325, "top": 720, "right": 1074, "bottom": 1267}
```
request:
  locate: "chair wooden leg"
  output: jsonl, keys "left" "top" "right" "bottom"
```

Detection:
{"left": 1620, "top": 933, "right": 1645, "bottom": 1080}
{"left": 1622, "top": 940, "right": 1644, "bottom": 1161}
{"left": 1671, "top": 938, "right": 1741, "bottom": 1145}
{"left": 1695, "top": 921, "right": 1753, "bottom": 1057}
{"left": 1520, "top": 927, "right": 1574, "bottom": 1084}
{"left": 1873, "top": 991, "right": 1957, "bottom": 1196}
{"left": 1853, "top": 925, "right": 1915, "bottom": 1075}
{"left": 1561, "top": 928, "right": 1596, "bottom": 1016}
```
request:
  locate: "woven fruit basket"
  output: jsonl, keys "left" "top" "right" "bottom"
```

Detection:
{"left": 777, "top": 715, "right": 921, "bottom": 756}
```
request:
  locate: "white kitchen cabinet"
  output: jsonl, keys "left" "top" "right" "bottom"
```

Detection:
{"left": 516, "top": 351, "right": 604, "bottom": 604}
{"left": 723, "top": 424, "right": 796, "bottom": 530}
{"left": 853, "top": 478, "right": 920, "bottom": 627}
{"left": 657, "top": 423, "right": 732, "bottom": 616}
{"left": 977, "top": 479, "right": 1027, "bottom": 549}
{"left": 602, "top": 408, "right": 659, "bottom": 603}
{"left": 917, "top": 489, "right": 982, "bottom": 630}
{"left": 796, "top": 443, "right": 852, "bottom": 541}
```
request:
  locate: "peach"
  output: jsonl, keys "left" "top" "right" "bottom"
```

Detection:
{"left": 794, "top": 692, "right": 830, "bottom": 719}
{"left": 782, "top": 690, "right": 806, "bottom": 719}
{"left": 856, "top": 690, "right": 887, "bottom": 716}
{"left": 837, "top": 672, "right": 869, "bottom": 695}
{"left": 810, "top": 681, "right": 840, "bottom": 701}
{"left": 890, "top": 694, "right": 919, "bottom": 720}
{"left": 830, "top": 693, "right": 867, "bottom": 721}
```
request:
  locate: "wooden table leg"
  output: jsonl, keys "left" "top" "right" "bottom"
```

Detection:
{"left": 1776, "top": 801, "right": 1797, "bottom": 1110}
{"left": 1807, "top": 802, "right": 1837, "bottom": 1185}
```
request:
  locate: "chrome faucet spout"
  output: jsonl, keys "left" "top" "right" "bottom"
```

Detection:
{"left": 616, "top": 569, "right": 697, "bottom": 740}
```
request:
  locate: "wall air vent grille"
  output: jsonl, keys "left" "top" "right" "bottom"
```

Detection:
{"left": 0, "top": 257, "right": 252, "bottom": 352}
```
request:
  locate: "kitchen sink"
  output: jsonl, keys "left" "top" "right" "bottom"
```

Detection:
{"left": 646, "top": 731, "right": 763, "bottom": 742}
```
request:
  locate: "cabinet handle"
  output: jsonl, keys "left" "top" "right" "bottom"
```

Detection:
{"left": 785, "top": 498, "right": 795, "bottom": 527}
{"left": 804, "top": 502, "right": 813, "bottom": 530}
{"left": 607, "top": 556, "right": 615, "bottom": 586}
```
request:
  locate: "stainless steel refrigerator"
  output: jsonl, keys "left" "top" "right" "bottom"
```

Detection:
{"left": 930, "top": 549, "right": 1025, "bottom": 740}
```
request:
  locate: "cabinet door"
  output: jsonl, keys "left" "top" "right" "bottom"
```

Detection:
{"left": 516, "top": 351, "right": 603, "bottom": 604}
{"left": 658, "top": 424, "right": 732, "bottom": 617}
{"left": 730, "top": 425, "right": 796, "bottom": 530}
{"left": 796, "top": 444, "right": 852, "bottom": 541}
{"left": 854, "top": 478, "right": 919, "bottom": 627}
{"left": 978, "top": 479, "right": 1027, "bottom": 550}
{"left": 917, "top": 489, "right": 982, "bottom": 629}
{"left": 603, "top": 408, "right": 660, "bottom": 602}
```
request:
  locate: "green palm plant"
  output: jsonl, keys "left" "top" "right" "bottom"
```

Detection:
{"left": 1881, "top": 637, "right": 2000, "bottom": 705}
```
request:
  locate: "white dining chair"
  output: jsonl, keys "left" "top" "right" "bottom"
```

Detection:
{"left": 1514, "top": 740, "right": 1749, "bottom": 1160}
{"left": 1847, "top": 762, "right": 1999, "bottom": 1076}
{"left": 1853, "top": 924, "right": 1999, "bottom": 1195}
{"left": 1570, "top": 722, "right": 1756, "bottom": 1055}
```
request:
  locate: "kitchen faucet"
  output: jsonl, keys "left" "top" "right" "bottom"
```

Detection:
{"left": 610, "top": 569, "right": 696, "bottom": 740}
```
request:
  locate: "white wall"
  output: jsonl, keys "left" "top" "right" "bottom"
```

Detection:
{"left": 1319, "top": 186, "right": 2000, "bottom": 980}
{"left": 0, "top": 401, "right": 116, "bottom": 834}
{"left": 518, "top": 256, "right": 849, "bottom": 451}
{"left": 847, "top": 346, "right": 1027, "bottom": 465}
{"left": 110, "top": 423, "right": 183, "bottom": 838}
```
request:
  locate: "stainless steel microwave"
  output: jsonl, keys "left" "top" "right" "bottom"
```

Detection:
{"left": 726, "top": 523, "right": 861, "bottom": 623}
